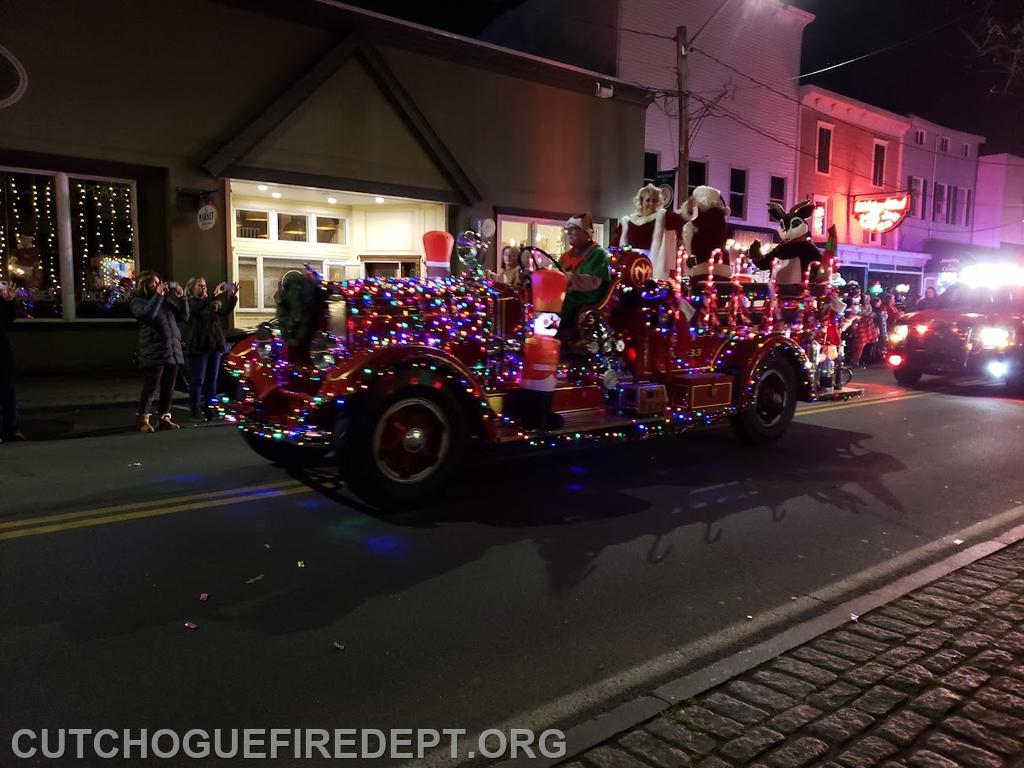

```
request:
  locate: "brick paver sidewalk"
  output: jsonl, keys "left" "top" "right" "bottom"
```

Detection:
{"left": 563, "top": 541, "right": 1024, "bottom": 768}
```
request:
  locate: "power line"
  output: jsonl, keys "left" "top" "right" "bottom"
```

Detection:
{"left": 691, "top": 94, "right": 907, "bottom": 193}
{"left": 792, "top": 6, "right": 988, "bottom": 81}
{"left": 690, "top": 46, "right": 1014, "bottom": 167}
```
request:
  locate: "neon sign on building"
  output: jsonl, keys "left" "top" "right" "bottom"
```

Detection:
{"left": 853, "top": 194, "right": 911, "bottom": 234}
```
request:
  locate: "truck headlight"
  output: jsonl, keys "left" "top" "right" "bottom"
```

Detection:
{"left": 890, "top": 325, "right": 908, "bottom": 343}
{"left": 977, "top": 326, "right": 1011, "bottom": 349}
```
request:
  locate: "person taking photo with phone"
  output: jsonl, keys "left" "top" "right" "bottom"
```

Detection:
{"left": 130, "top": 271, "right": 189, "bottom": 432}
{"left": 0, "top": 281, "right": 24, "bottom": 443}
{"left": 184, "top": 276, "right": 238, "bottom": 421}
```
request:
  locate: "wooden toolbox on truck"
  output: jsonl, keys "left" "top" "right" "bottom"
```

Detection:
{"left": 669, "top": 371, "right": 734, "bottom": 410}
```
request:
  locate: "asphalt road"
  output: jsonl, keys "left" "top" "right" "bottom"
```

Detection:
{"left": 2, "top": 368, "right": 1024, "bottom": 766}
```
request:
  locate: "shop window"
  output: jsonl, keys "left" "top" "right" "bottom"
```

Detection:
{"left": 769, "top": 176, "right": 786, "bottom": 207}
{"left": 0, "top": 171, "right": 61, "bottom": 318}
{"left": 71, "top": 178, "right": 137, "bottom": 318}
{"left": 497, "top": 215, "right": 606, "bottom": 268}
{"left": 729, "top": 168, "right": 746, "bottom": 219}
{"left": 261, "top": 257, "right": 307, "bottom": 307}
{"left": 327, "top": 264, "right": 362, "bottom": 282}
{"left": 235, "top": 209, "right": 269, "bottom": 239}
{"left": 687, "top": 161, "right": 708, "bottom": 197}
{"left": 277, "top": 213, "right": 308, "bottom": 242}
{"left": 316, "top": 216, "right": 346, "bottom": 245}
{"left": 237, "top": 256, "right": 258, "bottom": 309}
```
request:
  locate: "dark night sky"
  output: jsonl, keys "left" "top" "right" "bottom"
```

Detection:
{"left": 792, "top": 0, "right": 1022, "bottom": 155}
{"left": 347, "top": 0, "right": 1022, "bottom": 156}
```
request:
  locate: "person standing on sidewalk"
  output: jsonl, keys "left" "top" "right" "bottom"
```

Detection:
{"left": 0, "top": 283, "right": 24, "bottom": 443}
{"left": 130, "top": 271, "right": 189, "bottom": 432}
{"left": 184, "top": 277, "right": 237, "bottom": 421}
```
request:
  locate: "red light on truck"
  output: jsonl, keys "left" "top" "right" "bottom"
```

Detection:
{"left": 887, "top": 354, "right": 903, "bottom": 367}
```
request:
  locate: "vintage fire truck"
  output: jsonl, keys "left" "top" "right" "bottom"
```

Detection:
{"left": 222, "top": 228, "right": 862, "bottom": 508}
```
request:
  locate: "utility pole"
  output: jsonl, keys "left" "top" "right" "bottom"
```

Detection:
{"left": 676, "top": 25, "right": 689, "bottom": 205}
{"left": 676, "top": 1, "right": 732, "bottom": 205}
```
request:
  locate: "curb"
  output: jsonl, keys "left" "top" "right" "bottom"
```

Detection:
{"left": 493, "top": 519, "right": 1024, "bottom": 768}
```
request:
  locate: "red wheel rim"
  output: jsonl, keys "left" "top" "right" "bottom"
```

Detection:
{"left": 372, "top": 398, "right": 450, "bottom": 484}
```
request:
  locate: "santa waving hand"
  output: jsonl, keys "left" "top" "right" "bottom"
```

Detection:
{"left": 613, "top": 184, "right": 686, "bottom": 279}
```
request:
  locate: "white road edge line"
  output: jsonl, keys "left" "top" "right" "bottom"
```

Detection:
{"left": 408, "top": 504, "right": 1024, "bottom": 768}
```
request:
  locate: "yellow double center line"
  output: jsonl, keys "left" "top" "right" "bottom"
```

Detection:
{"left": 798, "top": 389, "right": 935, "bottom": 417}
{"left": 0, "top": 480, "right": 310, "bottom": 542}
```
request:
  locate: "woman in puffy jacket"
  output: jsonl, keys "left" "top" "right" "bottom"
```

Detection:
{"left": 130, "top": 271, "right": 189, "bottom": 432}
{"left": 184, "top": 277, "right": 237, "bottom": 420}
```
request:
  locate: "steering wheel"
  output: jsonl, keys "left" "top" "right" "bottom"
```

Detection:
{"left": 519, "top": 246, "right": 563, "bottom": 274}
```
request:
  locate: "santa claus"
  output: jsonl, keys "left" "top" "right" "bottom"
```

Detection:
{"left": 681, "top": 185, "right": 732, "bottom": 280}
{"left": 613, "top": 184, "right": 686, "bottom": 279}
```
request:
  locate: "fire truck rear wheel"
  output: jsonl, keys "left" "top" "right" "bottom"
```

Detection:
{"left": 345, "top": 385, "right": 467, "bottom": 510}
{"left": 730, "top": 358, "right": 797, "bottom": 444}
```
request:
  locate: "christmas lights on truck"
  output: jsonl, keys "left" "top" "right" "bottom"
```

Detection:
{"left": 221, "top": 207, "right": 862, "bottom": 509}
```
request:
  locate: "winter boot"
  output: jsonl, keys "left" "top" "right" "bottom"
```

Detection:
{"left": 137, "top": 413, "right": 155, "bottom": 433}
{"left": 157, "top": 413, "right": 180, "bottom": 431}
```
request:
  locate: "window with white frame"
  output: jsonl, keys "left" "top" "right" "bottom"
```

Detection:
{"left": 947, "top": 187, "right": 959, "bottom": 225}
{"left": 729, "top": 168, "right": 747, "bottom": 219}
{"left": 687, "top": 160, "right": 708, "bottom": 197}
{"left": 811, "top": 195, "right": 829, "bottom": 239}
{"left": 235, "top": 208, "right": 348, "bottom": 247}
{"left": 933, "top": 183, "right": 947, "bottom": 222}
{"left": 907, "top": 176, "right": 924, "bottom": 218}
{"left": 966, "top": 189, "right": 974, "bottom": 228}
{"left": 961, "top": 143, "right": 971, "bottom": 158}
{"left": 939, "top": 136, "right": 950, "bottom": 153}
{"left": 872, "top": 141, "right": 887, "bottom": 187}
{"left": 816, "top": 124, "right": 833, "bottom": 174}
{"left": 769, "top": 176, "right": 786, "bottom": 208}
{"left": 914, "top": 129, "right": 926, "bottom": 146}
{"left": 0, "top": 167, "right": 139, "bottom": 320}
{"left": 498, "top": 214, "right": 605, "bottom": 265}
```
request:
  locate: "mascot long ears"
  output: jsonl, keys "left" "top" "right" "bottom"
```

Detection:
{"left": 768, "top": 200, "right": 815, "bottom": 242}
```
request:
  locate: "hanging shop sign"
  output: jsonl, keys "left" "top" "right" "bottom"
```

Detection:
{"left": 853, "top": 194, "right": 911, "bottom": 234}
{"left": 197, "top": 203, "right": 217, "bottom": 231}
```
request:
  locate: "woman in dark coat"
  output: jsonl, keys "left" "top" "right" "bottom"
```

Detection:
{"left": 184, "top": 276, "right": 238, "bottom": 420}
{"left": 130, "top": 270, "right": 189, "bottom": 432}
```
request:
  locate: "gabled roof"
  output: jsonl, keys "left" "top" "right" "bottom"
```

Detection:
{"left": 203, "top": 34, "right": 480, "bottom": 204}
{"left": 218, "top": 0, "right": 652, "bottom": 107}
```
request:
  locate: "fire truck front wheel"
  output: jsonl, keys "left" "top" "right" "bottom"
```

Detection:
{"left": 730, "top": 358, "right": 797, "bottom": 444}
{"left": 344, "top": 385, "right": 467, "bottom": 510}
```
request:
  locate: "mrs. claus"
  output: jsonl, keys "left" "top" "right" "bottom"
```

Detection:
{"left": 612, "top": 183, "right": 686, "bottom": 280}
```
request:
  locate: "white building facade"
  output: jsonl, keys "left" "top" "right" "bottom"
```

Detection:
{"left": 973, "top": 153, "right": 1024, "bottom": 252}
{"left": 900, "top": 116, "right": 984, "bottom": 253}
{"left": 618, "top": 0, "right": 813, "bottom": 242}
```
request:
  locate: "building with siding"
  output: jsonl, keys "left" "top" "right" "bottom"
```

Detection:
{"left": 973, "top": 154, "right": 1024, "bottom": 255}
{"left": 483, "top": 0, "right": 813, "bottom": 243}
{"left": 0, "top": 0, "right": 649, "bottom": 373}
{"left": 796, "top": 86, "right": 931, "bottom": 296}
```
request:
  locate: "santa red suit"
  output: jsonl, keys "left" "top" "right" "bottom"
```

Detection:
{"left": 613, "top": 209, "right": 685, "bottom": 280}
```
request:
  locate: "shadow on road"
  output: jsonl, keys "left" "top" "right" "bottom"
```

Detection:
{"left": 9, "top": 421, "right": 906, "bottom": 640}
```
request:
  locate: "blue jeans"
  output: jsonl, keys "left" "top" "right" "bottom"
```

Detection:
{"left": 188, "top": 351, "right": 223, "bottom": 415}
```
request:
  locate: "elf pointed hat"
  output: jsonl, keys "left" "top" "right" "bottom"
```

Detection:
{"left": 566, "top": 213, "right": 595, "bottom": 236}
